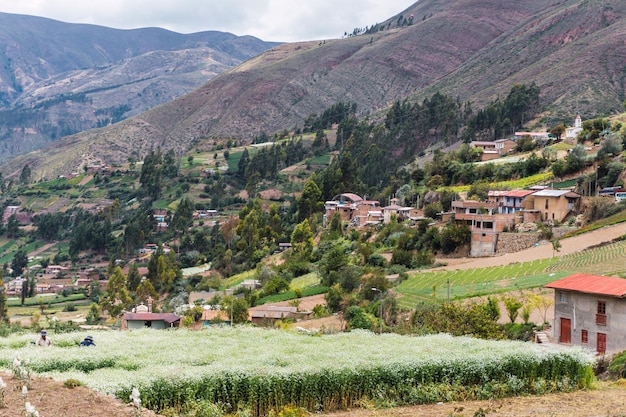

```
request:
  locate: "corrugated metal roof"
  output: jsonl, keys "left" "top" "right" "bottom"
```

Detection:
{"left": 545, "top": 273, "right": 626, "bottom": 297}
{"left": 532, "top": 189, "right": 571, "bottom": 197}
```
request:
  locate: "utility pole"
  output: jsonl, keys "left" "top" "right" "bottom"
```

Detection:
{"left": 372, "top": 287, "right": 383, "bottom": 335}
{"left": 230, "top": 298, "right": 234, "bottom": 327}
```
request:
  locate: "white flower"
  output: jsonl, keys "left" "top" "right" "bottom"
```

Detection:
{"left": 13, "top": 353, "right": 21, "bottom": 368}
{"left": 0, "top": 377, "right": 5, "bottom": 389}
{"left": 25, "top": 401, "right": 40, "bottom": 417}
{"left": 22, "top": 385, "right": 28, "bottom": 397}
{"left": 130, "top": 387, "right": 141, "bottom": 407}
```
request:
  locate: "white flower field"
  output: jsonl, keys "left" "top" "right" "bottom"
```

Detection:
{"left": 0, "top": 327, "right": 596, "bottom": 415}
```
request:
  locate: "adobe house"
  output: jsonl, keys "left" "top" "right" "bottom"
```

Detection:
{"left": 545, "top": 273, "right": 626, "bottom": 354}
{"left": 495, "top": 138, "right": 516, "bottom": 155}
{"left": 524, "top": 189, "right": 581, "bottom": 223}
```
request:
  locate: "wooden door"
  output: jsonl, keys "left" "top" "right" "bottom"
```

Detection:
{"left": 597, "top": 333, "right": 607, "bottom": 354}
{"left": 560, "top": 318, "right": 571, "bottom": 344}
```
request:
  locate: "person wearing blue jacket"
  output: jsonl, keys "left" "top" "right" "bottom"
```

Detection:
{"left": 80, "top": 335, "right": 96, "bottom": 347}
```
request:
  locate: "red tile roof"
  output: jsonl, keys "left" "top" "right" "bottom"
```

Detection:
{"left": 545, "top": 273, "right": 626, "bottom": 297}
{"left": 503, "top": 190, "right": 534, "bottom": 198}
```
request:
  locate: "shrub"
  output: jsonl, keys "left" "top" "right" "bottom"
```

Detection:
{"left": 63, "top": 378, "right": 84, "bottom": 388}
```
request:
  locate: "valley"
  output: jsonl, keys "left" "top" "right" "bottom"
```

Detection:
{"left": 1, "top": 0, "right": 626, "bottom": 416}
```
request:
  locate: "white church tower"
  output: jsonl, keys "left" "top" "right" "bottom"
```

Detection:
{"left": 574, "top": 114, "right": 582, "bottom": 128}
{"left": 566, "top": 114, "right": 583, "bottom": 140}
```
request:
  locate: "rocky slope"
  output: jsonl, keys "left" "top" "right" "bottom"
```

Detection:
{"left": 2, "top": 0, "right": 625, "bottom": 179}
{"left": 0, "top": 12, "right": 279, "bottom": 162}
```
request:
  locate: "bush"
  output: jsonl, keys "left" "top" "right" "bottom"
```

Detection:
{"left": 367, "top": 253, "right": 387, "bottom": 267}
{"left": 62, "top": 303, "right": 77, "bottom": 312}
{"left": 609, "top": 350, "right": 626, "bottom": 379}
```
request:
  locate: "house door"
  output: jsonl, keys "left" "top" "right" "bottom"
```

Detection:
{"left": 597, "top": 333, "right": 607, "bottom": 354}
{"left": 560, "top": 318, "right": 571, "bottom": 344}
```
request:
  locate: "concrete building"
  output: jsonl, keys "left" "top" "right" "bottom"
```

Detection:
{"left": 546, "top": 273, "right": 626, "bottom": 354}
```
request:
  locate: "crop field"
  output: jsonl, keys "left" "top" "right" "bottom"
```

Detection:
{"left": 546, "top": 239, "right": 626, "bottom": 276}
{"left": 396, "top": 258, "right": 560, "bottom": 308}
{"left": 397, "top": 239, "right": 626, "bottom": 309}
{"left": 0, "top": 328, "right": 593, "bottom": 416}
{"left": 447, "top": 172, "right": 554, "bottom": 193}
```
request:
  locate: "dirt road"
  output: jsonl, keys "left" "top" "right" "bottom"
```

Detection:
{"left": 436, "top": 222, "right": 626, "bottom": 271}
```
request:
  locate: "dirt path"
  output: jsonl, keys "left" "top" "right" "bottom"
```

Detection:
{"left": 321, "top": 381, "right": 626, "bottom": 417}
{"left": 28, "top": 242, "right": 55, "bottom": 258}
{"left": 436, "top": 222, "right": 626, "bottom": 271}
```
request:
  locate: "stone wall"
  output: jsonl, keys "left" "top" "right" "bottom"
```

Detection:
{"left": 496, "top": 232, "right": 542, "bottom": 255}
{"left": 552, "top": 226, "right": 577, "bottom": 239}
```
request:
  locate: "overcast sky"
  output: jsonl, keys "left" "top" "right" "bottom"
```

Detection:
{"left": 0, "top": 1, "right": 417, "bottom": 42}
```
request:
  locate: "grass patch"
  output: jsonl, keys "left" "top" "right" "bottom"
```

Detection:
{"left": 8, "top": 293, "right": 87, "bottom": 308}
{"left": 258, "top": 286, "right": 328, "bottom": 304}
{"left": 225, "top": 270, "right": 256, "bottom": 289}
{"left": 290, "top": 272, "right": 321, "bottom": 290}
{"left": 308, "top": 153, "right": 331, "bottom": 165}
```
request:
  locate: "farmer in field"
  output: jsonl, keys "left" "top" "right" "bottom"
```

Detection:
{"left": 80, "top": 335, "right": 96, "bottom": 347}
{"left": 36, "top": 330, "right": 51, "bottom": 347}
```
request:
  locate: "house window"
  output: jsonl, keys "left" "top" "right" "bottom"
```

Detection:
{"left": 545, "top": 199, "right": 549, "bottom": 209}
{"left": 596, "top": 301, "right": 607, "bottom": 326}
{"left": 559, "top": 292, "right": 568, "bottom": 303}
{"left": 581, "top": 329, "right": 588, "bottom": 343}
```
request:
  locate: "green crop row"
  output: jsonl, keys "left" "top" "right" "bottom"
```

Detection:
{"left": 126, "top": 349, "right": 593, "bottom": 416}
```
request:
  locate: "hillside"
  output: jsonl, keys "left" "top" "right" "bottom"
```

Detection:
{"left": 0, "top": 12, "right": 279, "bottom": 162}
{"left": 2, "top": 0, "right": 625, "bottom": 179}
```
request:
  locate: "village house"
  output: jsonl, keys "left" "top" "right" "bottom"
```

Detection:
{"left": 248, "top": 305, "right": 312, "bottom": 326}
{"left": 382, "top": 198, "right": 404, "bottom": 224}
{"left": 494, "top": 138, "right": 516, "bottom": 155}
{"left": 324, "top": 193, "right": 364, "bottom": 223}
{"left": 152, "top": 209, "right": 169, "bottom": 231}
{"left": 470, "top": 141, "right": 499, "bottom": 161}
{"left": 545, "top": 273, "right": 626, "bottom": 354}
{"left": 470, "top": 138, "right": 516, "bottom": 162}
{"left": 524, "top": 189, "right": 581, "bottom": 223}
{"left": 514, "top": 131, "right": 550, "bottom": 141}
{"left": 45, "top": 265, "right": 70, "bottom": 276}
{"left": 451, "top": 200, "right": 517, "bottom": 256}
{"left": 324, "top": 193, "right": 387, "bottom": 227}
{"left": 499, "top": 189, "right": 535, "bottom": 214}
{"left": 121, "top": 301, "right": 181, "bottom": 330}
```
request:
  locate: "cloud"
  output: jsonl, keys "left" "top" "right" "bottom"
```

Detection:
{"left": 0, "top": 0, "right": 415, "bottom": 42}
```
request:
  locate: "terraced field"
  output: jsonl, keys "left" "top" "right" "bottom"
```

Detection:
{"left": 396, "top": 239, "right": 626, "bottom": 309}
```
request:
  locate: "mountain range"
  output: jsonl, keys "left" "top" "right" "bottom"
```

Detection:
{"left": 1, "top": 0, "right": 625, "bottom": 179}
{"left": 0, "top": 12, "right": 279, "bottom": 162}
